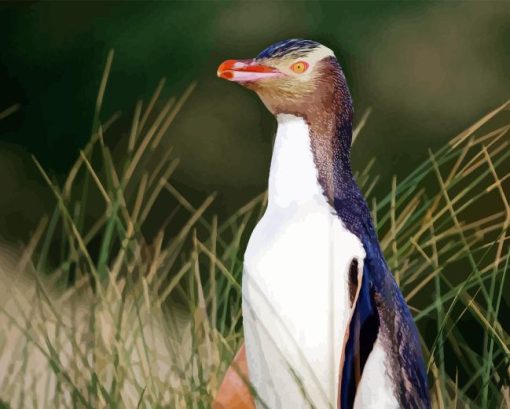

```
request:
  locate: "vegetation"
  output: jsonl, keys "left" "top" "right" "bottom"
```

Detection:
{"left": 0, "top": 57, "right": 509, "bottom": 408}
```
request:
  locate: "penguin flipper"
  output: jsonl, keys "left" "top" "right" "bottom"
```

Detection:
{"left": 338, "top": 259, "right": 380, "bottom": 409}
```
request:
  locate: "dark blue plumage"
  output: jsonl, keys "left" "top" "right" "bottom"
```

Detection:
{"left": 311, "top": 51, "right": 430, "bottom": 408}
{"left": 332, "top": 126, "right": 430, "bottom": 409}
{"left": 256, "top": 38, "right": 321, "bottom": 60}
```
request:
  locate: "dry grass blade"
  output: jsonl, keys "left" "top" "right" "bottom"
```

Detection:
{"left": 0, "top": 103, "right": 20, "bottom": 120}
{"left": 450, "top": 100, "right": 510, "bottom": 149}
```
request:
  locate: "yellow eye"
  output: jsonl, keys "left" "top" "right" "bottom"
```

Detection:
{"left": 290, "top": 61, "right": 309, "bottom": 74}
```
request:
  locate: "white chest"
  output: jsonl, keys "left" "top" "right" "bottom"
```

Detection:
{"left": 242, "top": 115, "right": 366, "bottom": 408}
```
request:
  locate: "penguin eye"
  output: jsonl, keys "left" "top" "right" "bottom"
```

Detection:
{"left": 290, "top": 61, "right": 309, "bottom": 74}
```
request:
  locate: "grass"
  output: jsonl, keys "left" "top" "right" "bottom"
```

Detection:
{"left": 0, "top": 55, "right": 509, "bottom": 408}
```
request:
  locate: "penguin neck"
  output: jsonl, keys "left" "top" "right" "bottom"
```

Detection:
{"left": 268, "top": 110, "right": 354, "bottom": 209}
{"left": 268, "top": 113, "right": 353, "bottom": 208}
{"left": 267, "top": 114, "right": 323, "bottom": 208}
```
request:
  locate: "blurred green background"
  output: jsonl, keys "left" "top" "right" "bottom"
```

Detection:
{"left": 0, "top": 1, "right": 509, "bottom": 244}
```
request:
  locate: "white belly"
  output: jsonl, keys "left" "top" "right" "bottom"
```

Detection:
{"left": 243, "top": 201, "right": 365, "bottom": 409}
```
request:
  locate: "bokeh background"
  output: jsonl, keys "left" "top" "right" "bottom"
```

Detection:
{"left": 1, "top": 0, "right": 509, "bottom": 245}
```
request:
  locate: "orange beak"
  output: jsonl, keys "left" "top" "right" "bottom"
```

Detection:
{"left": 217, "top": 59, "right": 282, "bottom": 82}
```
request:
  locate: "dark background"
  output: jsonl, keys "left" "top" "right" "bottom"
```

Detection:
{"left": 0, "top": 1, "right": 509, "bottom": 243}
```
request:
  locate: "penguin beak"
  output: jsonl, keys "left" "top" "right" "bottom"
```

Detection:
{"left": 217, "top": 59, "right": 282, "bottom": 83}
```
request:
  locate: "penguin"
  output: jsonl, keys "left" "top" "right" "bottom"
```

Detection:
{"left": 214, "top": 39, "right": 430, "bottom": 409}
